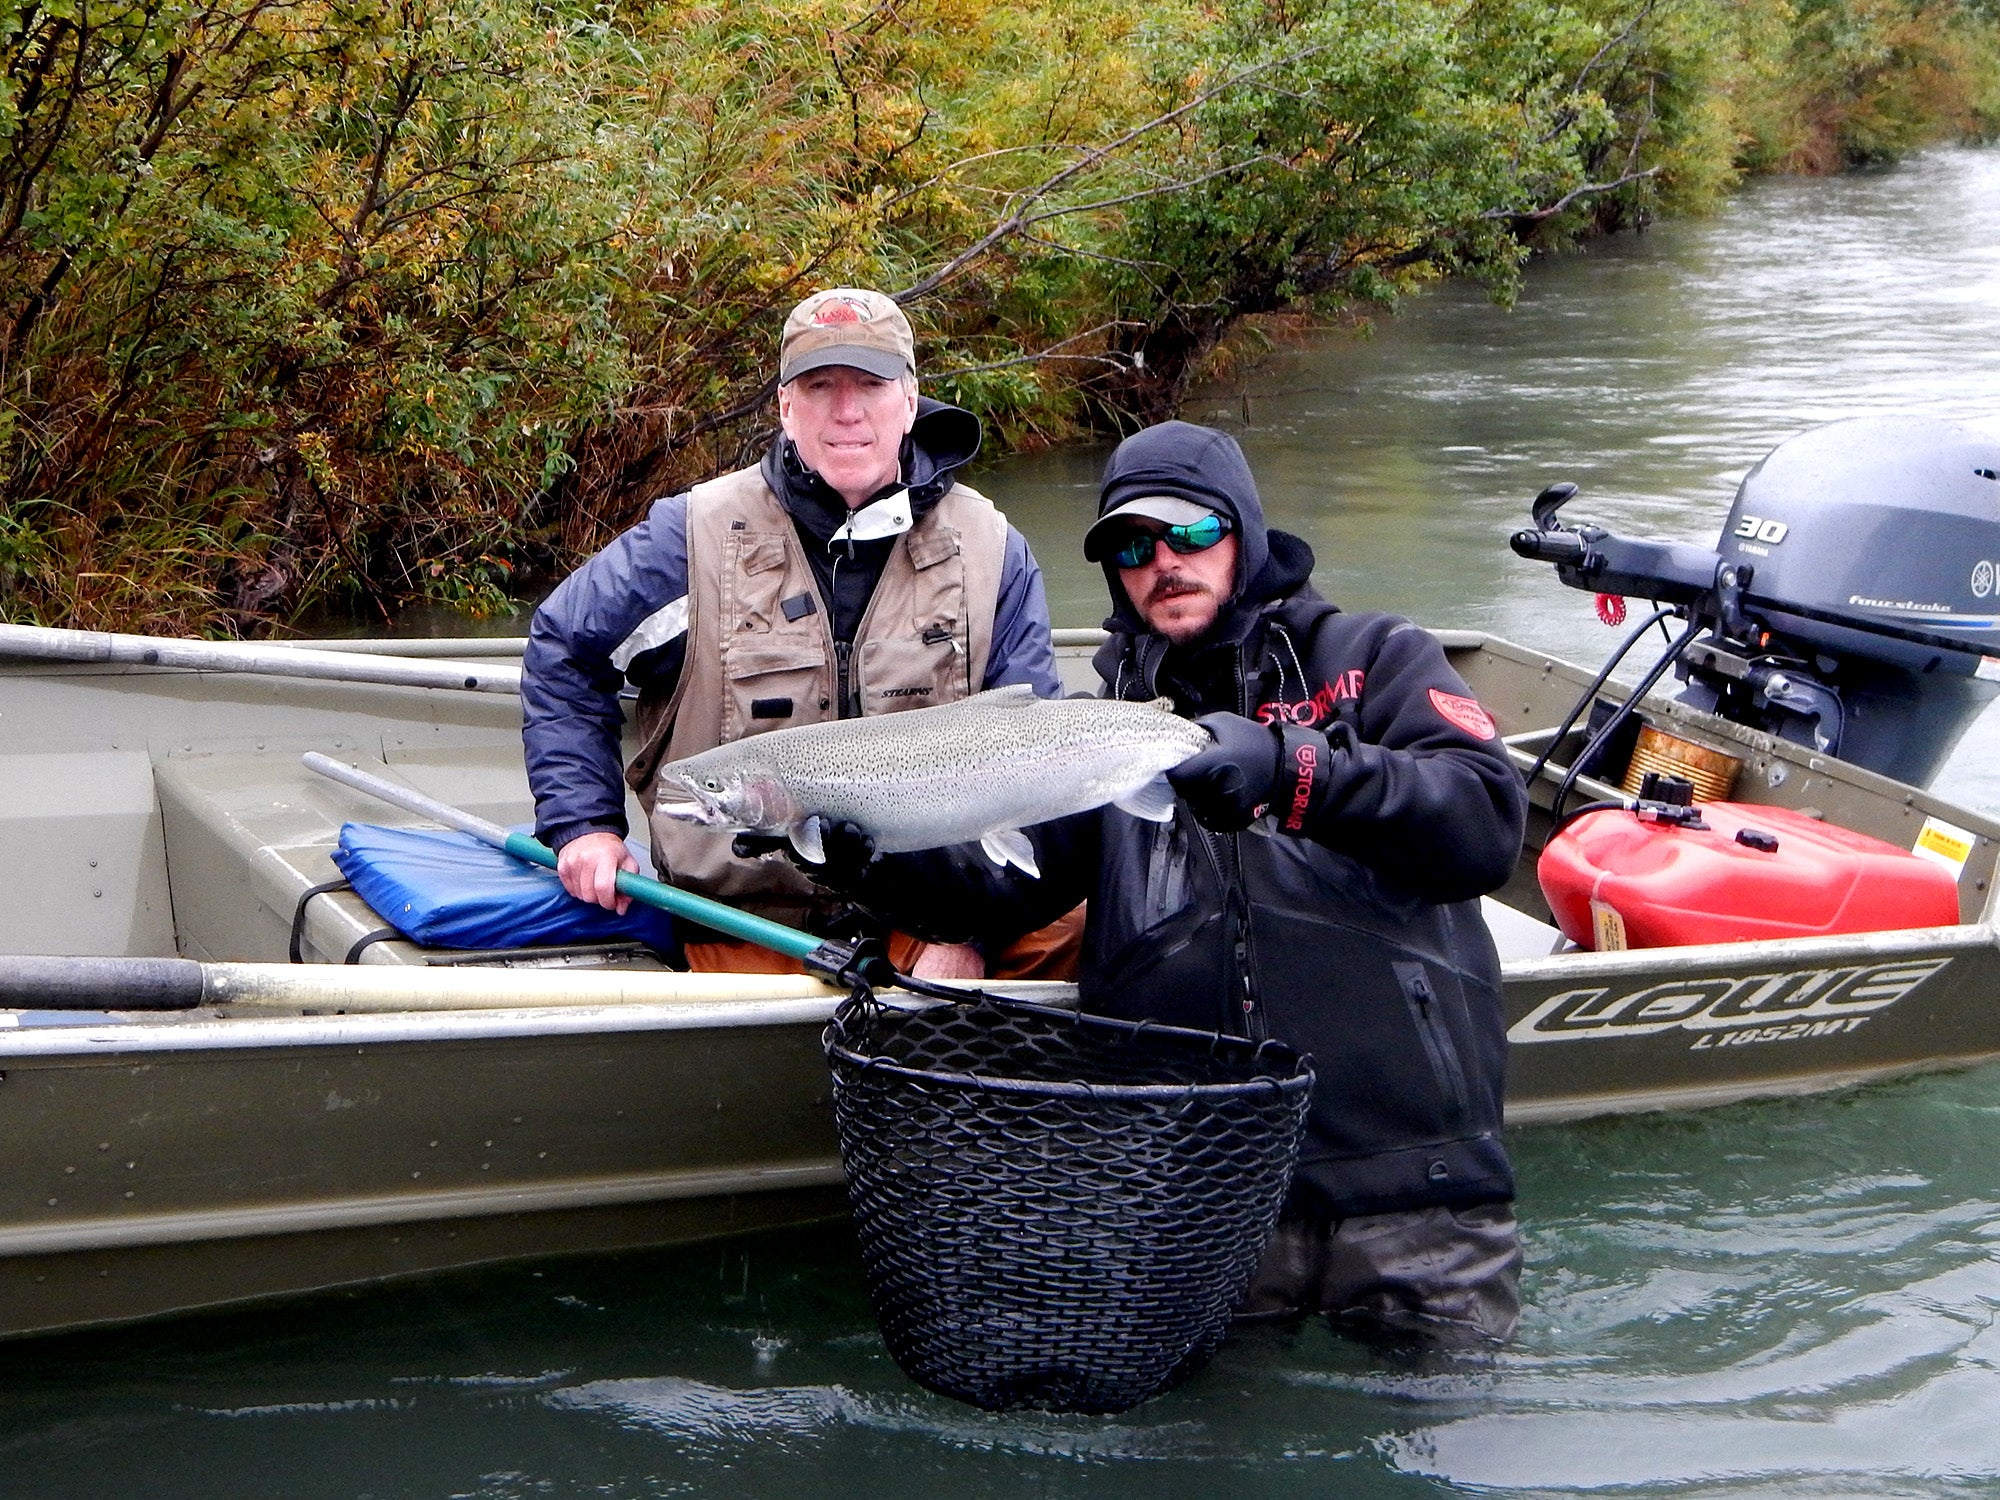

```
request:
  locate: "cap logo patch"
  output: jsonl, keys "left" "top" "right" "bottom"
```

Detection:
{"left": 1428, "top": 688, "right": 1497, "bottom": 739}
{"left": 811, "top": 299, "right": 866, "bottom": 326}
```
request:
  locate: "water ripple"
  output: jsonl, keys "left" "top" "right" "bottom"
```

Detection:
{"left": 1384, "top": 1240, "right": 2000, "bottom": 1489}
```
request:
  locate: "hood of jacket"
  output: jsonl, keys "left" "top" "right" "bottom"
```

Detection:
{"left": 1093, "top": 419, "right": 1316, "bottom": 639}
{"left": 764, "top": 396, "right": 981, "bottom": 546}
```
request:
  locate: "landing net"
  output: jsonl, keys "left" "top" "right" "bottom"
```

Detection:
{"left": 825, "top": 993, "right": 1312, "bottom": 1414}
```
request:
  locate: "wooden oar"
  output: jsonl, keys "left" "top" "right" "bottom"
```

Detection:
{"left": 0, "top": 954, "right": 1072, "bottom": 1015}
{"left": 0, "top": 622, "right": 520, "bottom": 694}
{"left": 0, "top": 953, "right": 841, "bottom": 1012}
{"left": 301, "top": 752, "right": 886, "bottom": 983}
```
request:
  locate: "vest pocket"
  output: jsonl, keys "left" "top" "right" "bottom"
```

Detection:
{"left": 736, "top": 534, "right": 789, "bottom": 575}
{"left": 725, "top": 636, "right": 824, "bottom": 674}
{"left": 721, "top": 634, "right": 829, "bottom": 740}
{"left": 855, "top": 631, "right": 967, "bottom": 714}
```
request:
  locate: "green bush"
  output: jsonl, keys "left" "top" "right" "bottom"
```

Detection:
{"left": 2, "top": 0, "right": 1994, "bottom": 633}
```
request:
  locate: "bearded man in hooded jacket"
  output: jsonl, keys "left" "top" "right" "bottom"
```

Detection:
{"left": 823, "top": 419, "right": 1530, "bottom": 1344}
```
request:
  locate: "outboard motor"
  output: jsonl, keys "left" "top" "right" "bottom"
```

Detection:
{"left": 1511, "top": 415, "right": 2000, "bottom": 787}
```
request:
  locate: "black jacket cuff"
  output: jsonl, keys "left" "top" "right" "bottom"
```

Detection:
{"left": 1274, "top": 724, "right": 1335, "bottom": 834}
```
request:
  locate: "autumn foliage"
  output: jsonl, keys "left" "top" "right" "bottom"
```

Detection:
{"left": 2, "top": 0, "right": 1994, "bottom": 632}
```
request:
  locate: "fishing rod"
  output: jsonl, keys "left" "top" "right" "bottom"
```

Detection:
{"left": 301, "top": 753, "right": 893, "bottom": 988}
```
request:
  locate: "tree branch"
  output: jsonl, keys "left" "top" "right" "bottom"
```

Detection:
{"left": 931, "top": 320, "right": 1148, "bottom": 378}
{"left": 1482, "top": 166, "right": 1660, "bottom": 224}
{"left": 892, "top": 43, "right": 1327, "bottom": 303}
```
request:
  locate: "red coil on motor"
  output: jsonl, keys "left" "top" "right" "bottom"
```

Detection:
{"left": 1596, "top": 593, "right": 1627, "bottom": 626}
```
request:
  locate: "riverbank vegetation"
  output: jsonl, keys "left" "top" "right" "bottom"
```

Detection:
{"left": 4, "top": 0, "right": 1997, "bottom": 632}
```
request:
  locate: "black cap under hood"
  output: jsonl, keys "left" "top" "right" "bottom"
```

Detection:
{"left": 1094, "top": 420, "right": 1315, "bottom": 635}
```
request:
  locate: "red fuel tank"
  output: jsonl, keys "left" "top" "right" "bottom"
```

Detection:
{"left": 1538, "top": 802, "right": 1960, "bottom": 951}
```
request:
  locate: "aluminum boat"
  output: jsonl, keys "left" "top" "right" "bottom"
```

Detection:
{"left": 0, "top": 613, "right": 1991, "bottom": 1339}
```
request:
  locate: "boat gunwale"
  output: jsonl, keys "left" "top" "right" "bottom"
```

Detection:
{"left": 1498, "top": 914, "right": 2000, "bottom": 985}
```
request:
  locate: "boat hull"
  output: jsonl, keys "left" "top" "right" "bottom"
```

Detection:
{"left": 9, "top": 923, "right": 1997, "bottom": 1336}
{"left": 0, "top": 997, "right": 851, "bottom": 1338}
{"left": 1501, "top": 924, "right": 2000, "bottom": 1122}
{"left": 0, "top": 626, "right": 1992, "bottom": 1337}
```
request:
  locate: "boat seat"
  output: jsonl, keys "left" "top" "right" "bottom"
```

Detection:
{"left": 152, "top": 744, "right": 662, "bottom": 968}
{"left": 0, "top": 750, "right": 178, "bottom": 958}
{"left": 1480, "top": 895, "right": 1570, "bottom": 961}
{"left": 153, "top": 749, "right": 450, "bottom": 964}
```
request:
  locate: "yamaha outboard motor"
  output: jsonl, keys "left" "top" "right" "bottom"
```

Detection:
{"left": 1511, "top": 415, "right": 2000, "bottom": 787}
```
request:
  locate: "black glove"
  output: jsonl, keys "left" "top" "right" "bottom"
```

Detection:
{"left": 735, "top": 818, "right": 878, "bottom": 889}
{"left": 1167, "top": 711, "right": 1282, "bottom": 831}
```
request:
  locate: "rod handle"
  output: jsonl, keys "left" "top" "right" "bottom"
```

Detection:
{"left": 498, "top": 832, "right": 820, "bottom": 961}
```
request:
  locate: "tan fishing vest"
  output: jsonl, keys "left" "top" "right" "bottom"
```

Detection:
{"left": 623, "top": 464, "right": 1008, "bottom": 921}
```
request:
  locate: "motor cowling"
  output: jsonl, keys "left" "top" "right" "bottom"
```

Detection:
{"left": 1689, "top": 416, "right": 2000, "bottom": 785}
{"left": 1512, "top": 415, "right": 2000, "bottom": 787}
{"left": 1719, "top": 415, "right": 2000, "bottom": 663}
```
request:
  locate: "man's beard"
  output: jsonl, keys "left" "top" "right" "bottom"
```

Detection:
{"left": 1143, "top": 573, "right": 1220, "bottom": 645}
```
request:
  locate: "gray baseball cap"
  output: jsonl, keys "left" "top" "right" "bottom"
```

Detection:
{"left": 779, "top": 288, "right": 917, "bottom": 383}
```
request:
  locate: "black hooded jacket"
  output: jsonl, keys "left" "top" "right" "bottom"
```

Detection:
{"left": 850, "top": 421, "right": 1528, "bottom": 1218}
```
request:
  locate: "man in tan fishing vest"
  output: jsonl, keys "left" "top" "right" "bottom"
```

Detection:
{"left": 521, "top": 288, "right": 1075, "bottom": 976}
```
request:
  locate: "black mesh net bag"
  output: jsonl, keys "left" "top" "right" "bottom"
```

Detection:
{"left": 824, "top": 991, "right": 1314, "bottom": 1414}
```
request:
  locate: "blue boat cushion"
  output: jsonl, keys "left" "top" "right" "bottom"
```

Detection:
{"left": 331, "top": 822, "right": 674, "bottom": 952}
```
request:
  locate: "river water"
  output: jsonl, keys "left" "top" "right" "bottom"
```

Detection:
{"left": 983, "top": 145, "right": 2000, "bottom": 822}
{"left": 8, "top": 148, "right": 2000, "bottom": 1498}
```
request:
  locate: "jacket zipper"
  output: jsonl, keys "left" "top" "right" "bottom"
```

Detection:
{"left": 827, "top": 545, "right": 851, "bottom": 720}
{"left": 1228, "top": 645, "right": 1265, "bottom": 1040}
{"left": 1190, "top": 825, "right": 1257, "bottom": 1039}
{"left": 834, "top": 639, "right": 857, "bottom": 720}
{"left": 1130, "top": 631, "right": 1264, "bottom": 1040}
{"left": 1399, "top": 964, "right": 1471, "bottom": 1130}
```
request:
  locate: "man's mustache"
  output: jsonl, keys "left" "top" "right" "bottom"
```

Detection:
{"left": 1145, "top": 573, "right": 1215, "bottom": 607}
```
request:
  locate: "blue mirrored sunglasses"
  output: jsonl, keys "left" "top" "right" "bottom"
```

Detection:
{"left": 1108, "top": 514, "right": 1232, "bottom": 569}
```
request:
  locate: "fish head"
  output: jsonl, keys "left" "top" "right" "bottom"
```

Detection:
{"left": 652, "top": 760, "right": 803, "bottom": 834}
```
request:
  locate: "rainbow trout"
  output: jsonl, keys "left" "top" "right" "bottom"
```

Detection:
{"left": 651, "top": 685, "right": 1210, "bottom": 877}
